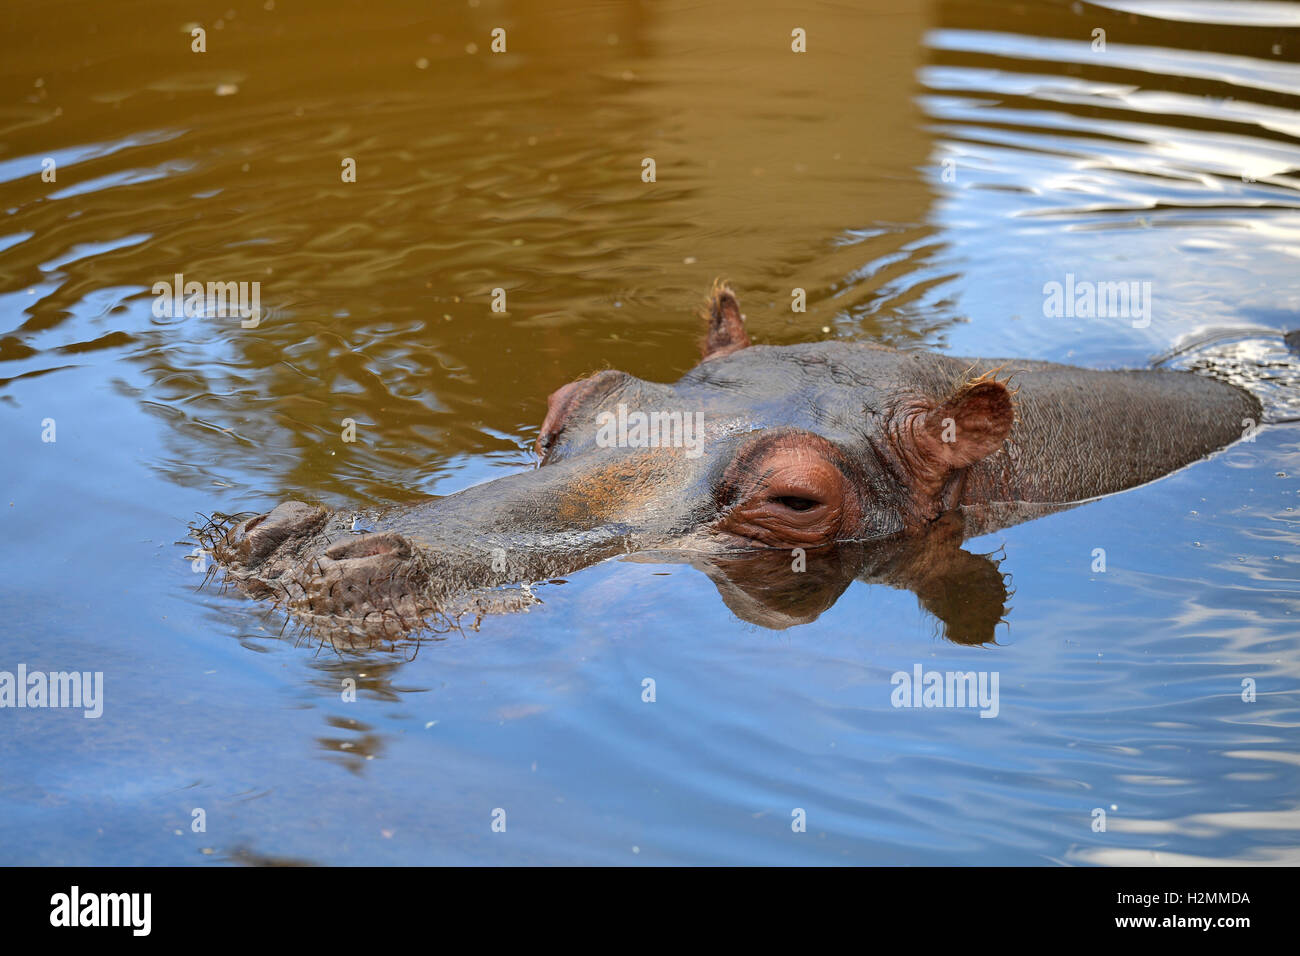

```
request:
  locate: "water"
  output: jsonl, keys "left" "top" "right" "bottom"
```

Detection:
{"left": 1, "top": 0, "right": 1297, "bottom": 865}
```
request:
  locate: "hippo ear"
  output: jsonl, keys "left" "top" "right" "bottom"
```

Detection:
{"left": 909, "top": 375, "right": 1015, "bottom": 477}
{"left": 700, "top": 281, "right": 751, "bottom": 360}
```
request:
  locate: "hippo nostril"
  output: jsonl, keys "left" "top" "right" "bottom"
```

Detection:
{"left": 219, "top": 501, "right": 328, "bottom": 569}
{"left": 323, "top": 531, "right": 410, "bottom": 562}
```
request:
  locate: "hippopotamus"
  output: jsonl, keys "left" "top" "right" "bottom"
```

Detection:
{"left": 196, "top": 283, "right": 1262, "bottom": 644}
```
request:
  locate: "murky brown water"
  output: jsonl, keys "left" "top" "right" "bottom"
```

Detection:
{"left": 2, "top": 0, "right": 1299, "bottom": 864}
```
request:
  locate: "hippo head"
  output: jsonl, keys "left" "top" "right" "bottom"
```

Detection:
{"left": 198, "top": 284, "right": 1017, "bottom": 643}
{"left": 533, "top": 283, "right": 1017, "bottom": 543}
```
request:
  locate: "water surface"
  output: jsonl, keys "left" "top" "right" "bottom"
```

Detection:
{"left": 1, "top": 0, "right": 1298, "bottom": 865}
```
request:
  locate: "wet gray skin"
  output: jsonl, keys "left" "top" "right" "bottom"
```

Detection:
{"left": 198, "top": 283, "right": 1263, "bottom": 644}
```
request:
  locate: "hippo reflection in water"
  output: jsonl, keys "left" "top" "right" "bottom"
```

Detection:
{"left": 196, "top": 283, "right": 1263, "bottom": 645}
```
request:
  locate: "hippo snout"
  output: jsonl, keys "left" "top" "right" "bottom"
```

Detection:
{"left": 299, "top": 531, "right": 431, "bottom": 623}
{"left": 218, "top": 500, "right": 328, "bottom": 568}
{"left": 198, "top": 501, "right": 451, "bottom": 639}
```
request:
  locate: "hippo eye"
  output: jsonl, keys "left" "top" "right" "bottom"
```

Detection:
{"left": 771, "top": 495, "right": 819, "bottom": 512}
{"left": 714, "top": 430, "right": 860, "bottom": 549}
